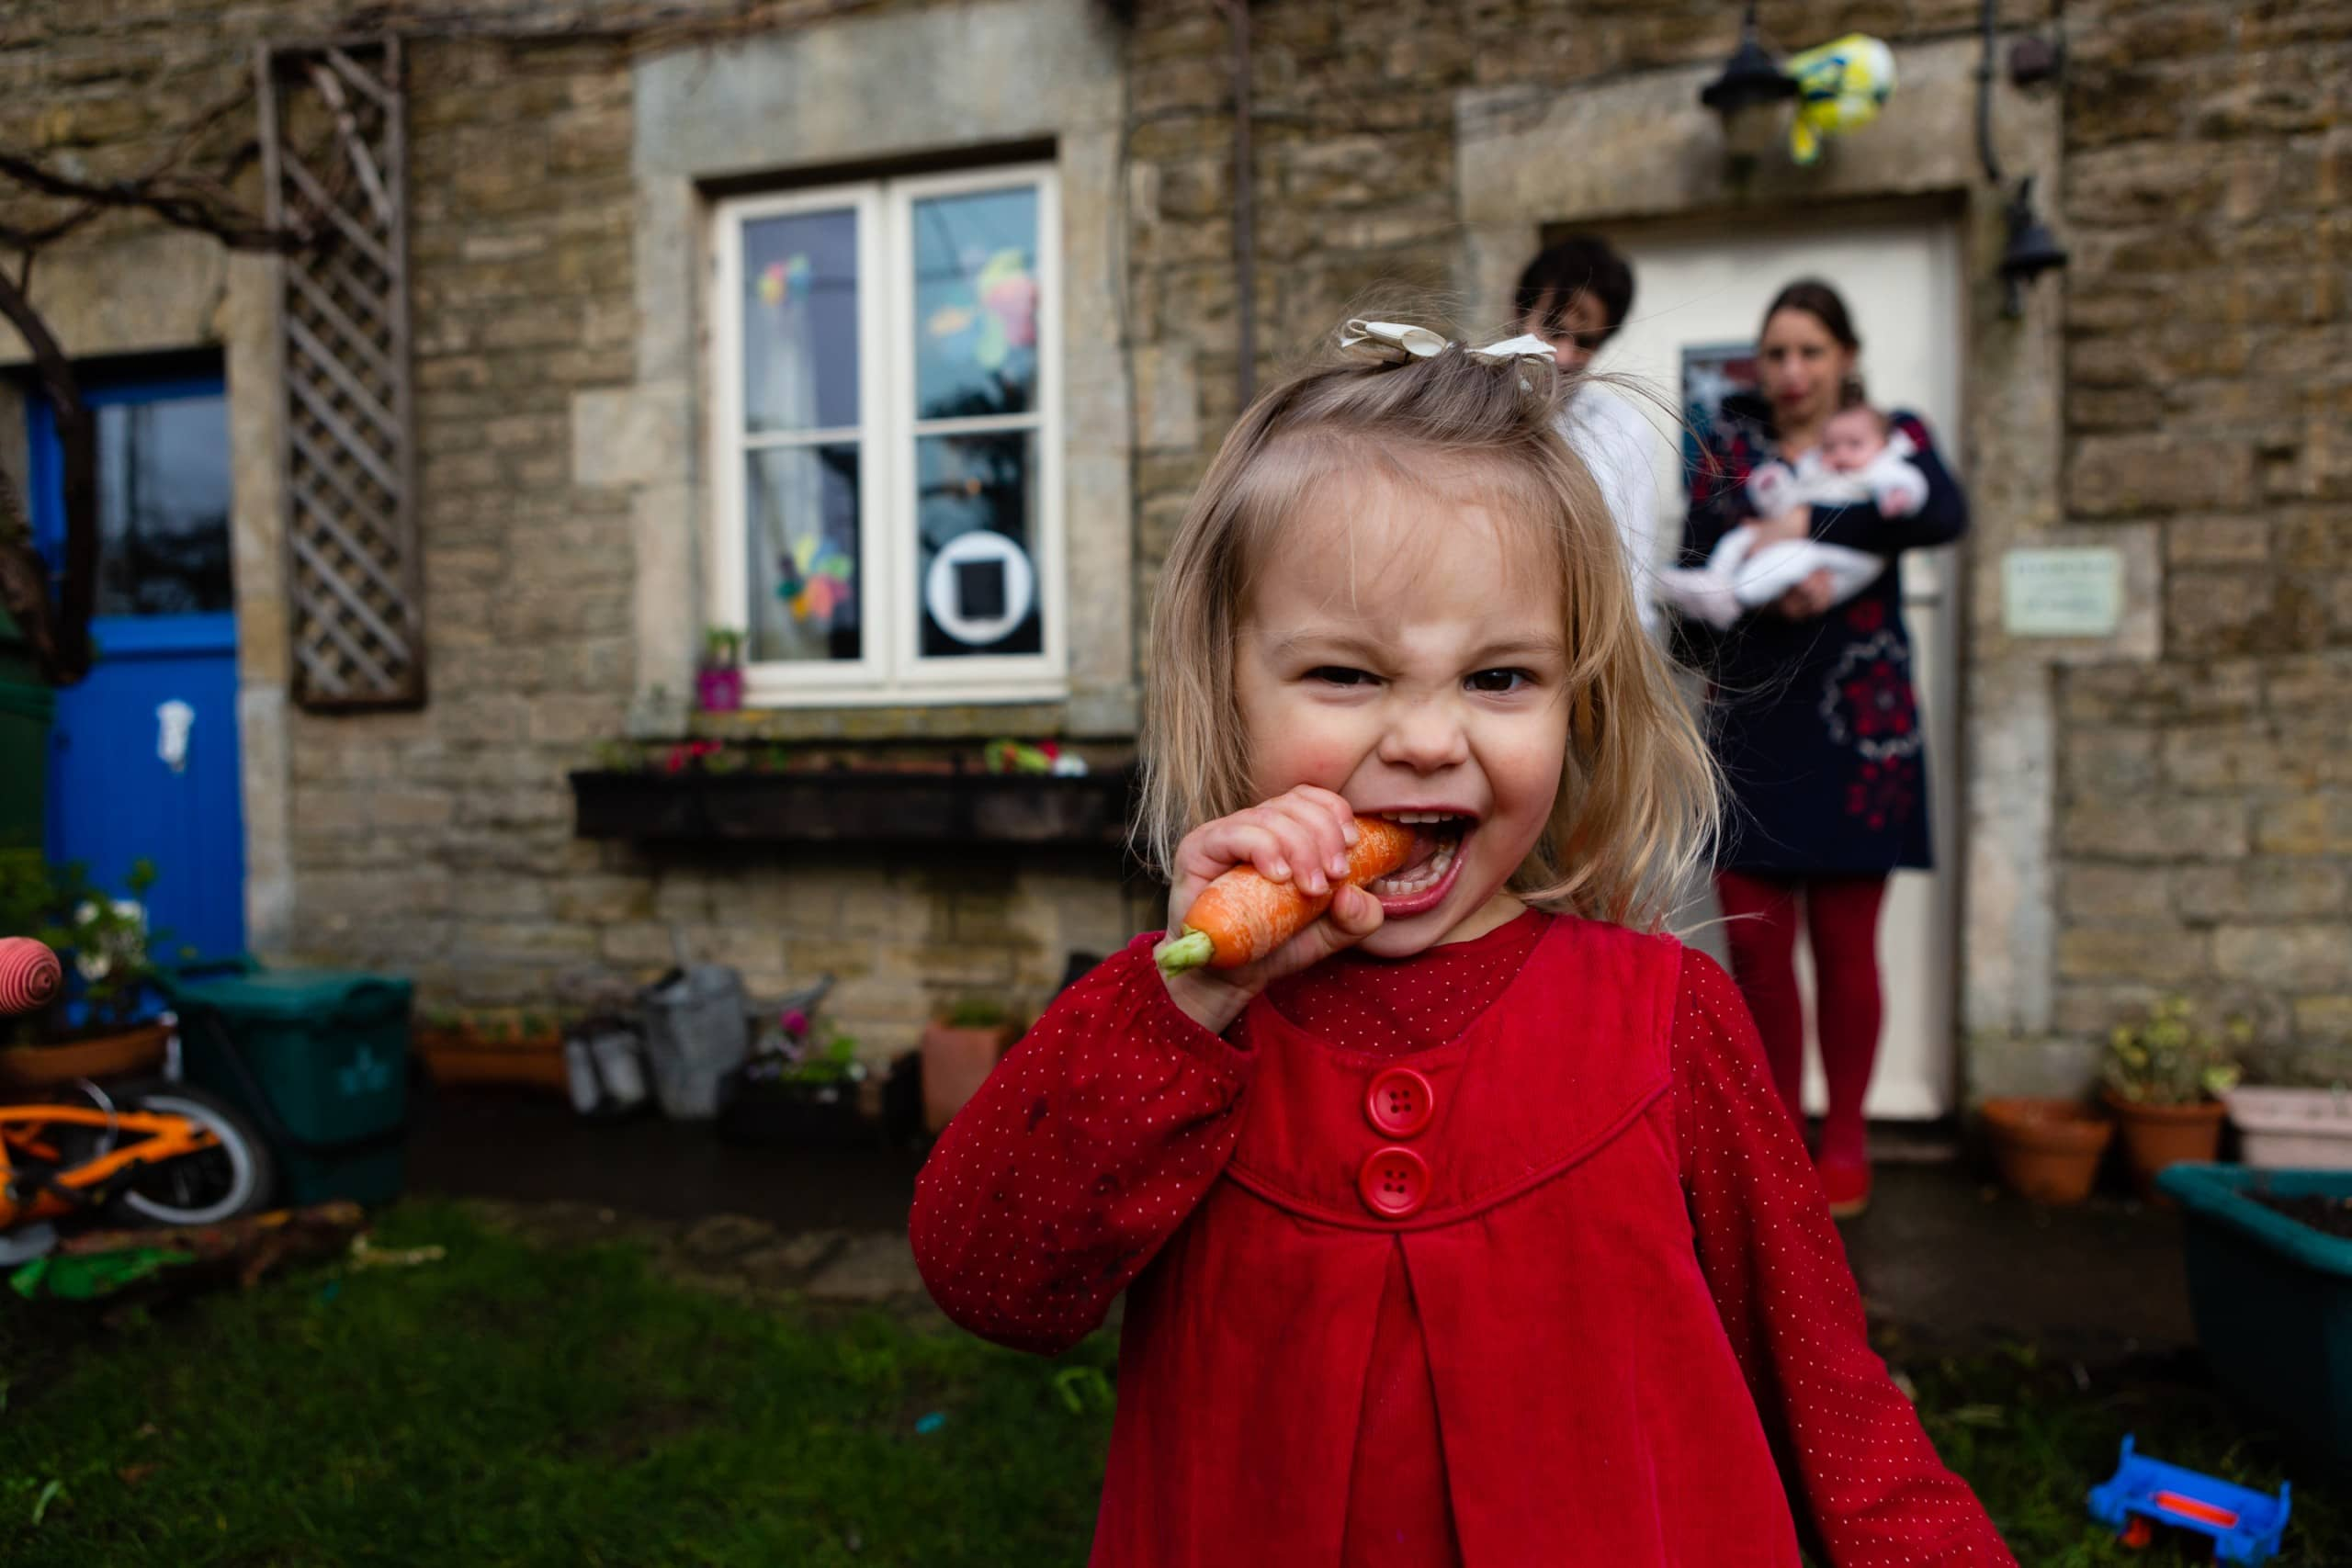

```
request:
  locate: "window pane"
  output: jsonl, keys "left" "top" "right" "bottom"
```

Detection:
{"left": 910, "top": 186, "right": 1040, "bottom": 422}
{"left": 742, "top": 209, "right": 859, "bottom": 434}
{"left": 746, "top": 444, "right": 862, "bottom": 664}
{"left": 916, "top": 432, "right": 1040, "bottom": 658}
{"left": 96, "top": 392, "right": 233, "bottom": 617}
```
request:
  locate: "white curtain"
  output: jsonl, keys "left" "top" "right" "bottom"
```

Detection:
{"left": 748, "top": 270, "right": 831, "bottom": 663}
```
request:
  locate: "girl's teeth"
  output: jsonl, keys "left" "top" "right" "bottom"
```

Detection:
{"left": 1368, "top": 838, "right": 1457, "bottom": 897}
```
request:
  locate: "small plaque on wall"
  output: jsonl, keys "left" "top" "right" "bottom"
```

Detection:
{"left": 2003, "top": 547, "right": 2124, "bottom": 637}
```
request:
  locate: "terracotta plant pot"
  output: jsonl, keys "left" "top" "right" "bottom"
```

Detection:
{"left": 416, "top": 1027, "right": 570, "bottom": 1093}
{"left": 921, "top": 1019, "right": 1022, "bottom": 1134}
{"left": 0, "top": 1021, "right": 172, "bottom": 1088}
{"left": 2104, "top": 1090, "right": 2228, "bottom": 1201}
{"left": 1980, "top": 1097, "right": 2114, "bottom": 1204}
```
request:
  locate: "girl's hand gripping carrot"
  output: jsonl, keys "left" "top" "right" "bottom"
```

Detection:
{"left": 1157, "top": 815, "right": 1414, "bottom": 976}
{"left": 1155, "top": 786, "right": 1416, "bottom": 983}
{"left": 1153, "top": 787, "right": 1397, "bottom": 1032}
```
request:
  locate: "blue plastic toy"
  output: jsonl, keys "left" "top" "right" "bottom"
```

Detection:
{"left": 2087, "top": 1436, "right": 2290, "bottom": 1564}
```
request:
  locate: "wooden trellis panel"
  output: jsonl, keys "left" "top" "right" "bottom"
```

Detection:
{"left": 257, "top": 38, "right": 424, "bottom": 709}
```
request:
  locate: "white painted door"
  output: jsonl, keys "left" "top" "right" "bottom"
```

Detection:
{"left": 1594, "top": 213, "right": 1964, "bottom": 1120}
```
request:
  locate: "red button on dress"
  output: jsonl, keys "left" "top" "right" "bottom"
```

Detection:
{"left": 1357, "top": 1145, "right": 1430, "bottom": 1219}
{"left": 1364, "top": 1066, "right": 1435, "bottom": 1138}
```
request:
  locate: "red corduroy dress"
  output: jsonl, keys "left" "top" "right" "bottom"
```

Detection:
{"left": 912, "top": 914, "right": 2014, "bottom": 1567}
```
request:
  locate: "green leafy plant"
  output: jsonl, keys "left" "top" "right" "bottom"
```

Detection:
{"left": 590, "top": 739, "right": 648, "bottom": 773}
{"left": 7, "top": 858, "right": 168, "bottom": 1036}
{"left": 942, "top": 998, "right": 1011, "bottom": 1030}
{"left": 2103, "top": 995, "right": 2247, "bottom": 1106}
{"left": 701, "top": 626, "right": 745, "bottom": 670}
{"left": 776, "top": 1032, "right": 865, "bottom": 1087}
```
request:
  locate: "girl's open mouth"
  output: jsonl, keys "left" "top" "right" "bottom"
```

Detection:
{"left": 1364, "top": 812, "right": 1472, "bottom": 916}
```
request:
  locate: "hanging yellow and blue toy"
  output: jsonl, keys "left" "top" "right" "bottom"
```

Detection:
{"left": 1784, "top": 34, "right": 1897, "bottom": 165}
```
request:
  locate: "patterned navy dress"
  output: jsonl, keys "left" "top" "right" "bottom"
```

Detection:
{"left": 1676, "top": 394, "right": 1970, "bottom": 876}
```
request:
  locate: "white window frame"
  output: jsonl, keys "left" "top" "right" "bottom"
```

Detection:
{"left": 708, "top": 163, "right": 1065, "bottom": 708}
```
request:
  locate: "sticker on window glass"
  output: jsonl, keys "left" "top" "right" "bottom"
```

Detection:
{"left": 913, "top": 187, "right": 1039, "bottom": 421}
{"left": 924, "top": 532, "right": 1034, "bottom": 649}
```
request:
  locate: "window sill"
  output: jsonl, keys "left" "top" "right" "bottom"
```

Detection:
{"left": 676, "top": 684, "right": 1136, "bottom": 743}
{"left": 687, "top": 700, "right": 1067, "bottom": 743}
{"left": 568, "top": 762, "right": 1138, "bottom": 849}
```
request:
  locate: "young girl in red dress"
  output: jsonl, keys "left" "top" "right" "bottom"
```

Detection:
{"left": 911, "top": 317, "right": 2014, "bottom": 1567}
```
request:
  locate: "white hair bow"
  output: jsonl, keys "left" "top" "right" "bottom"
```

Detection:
{"left": 1339, "top": 319, "right": 1556, "bottom": 366}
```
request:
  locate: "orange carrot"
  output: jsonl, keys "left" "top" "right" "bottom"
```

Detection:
{"left": 1154, "top": 816, "right": 1418, "bottom": 976}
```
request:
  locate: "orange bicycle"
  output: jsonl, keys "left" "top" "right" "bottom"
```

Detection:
{"left": 0, "top": 938, "right": 273, "bottom": 1251}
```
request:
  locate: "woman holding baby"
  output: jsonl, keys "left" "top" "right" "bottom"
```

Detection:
{"left": 1675, "top": 277, "right": 1970, "bottom": 1220}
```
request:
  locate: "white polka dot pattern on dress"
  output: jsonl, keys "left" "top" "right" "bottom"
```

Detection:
{"left": 1673, "top": 948, "right": 2017, "bottom": 1563}
{"left": 909, "top": 922, "right": 2018, "bottom": 1562}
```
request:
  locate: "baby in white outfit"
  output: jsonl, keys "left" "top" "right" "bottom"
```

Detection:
{"left": 1661, "top": 401, "right": 1928, "bottom": 629}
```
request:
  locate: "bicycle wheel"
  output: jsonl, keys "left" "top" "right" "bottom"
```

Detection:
{"left": 107, "top": 1081, "right": 277, "bottom": 1226}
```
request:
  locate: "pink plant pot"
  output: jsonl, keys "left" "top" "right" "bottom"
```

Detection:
{"left": 695, "top": 667, "right": 744, "bottom": 713}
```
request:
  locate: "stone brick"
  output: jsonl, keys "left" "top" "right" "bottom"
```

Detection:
{"left": 2214, "top": 925, "right": 2352, "bottom": 990}
{"left": 2057, "top": 660, "right": 2264, "bottom": 726}
{"left": 2165, "top": 517, "right": 2273, "bottom": 567}
{"left": 453, "top": 920, "right": 600, "bottom": 961}
{"left": 2159, "top": 723, "right": 2318, "bottom": 794}
{"left": 2175, "top": 861, "right": 2349, "bottom": 922}
{"left": 2062, "top": 728, "right": 2157, "bottom": 797}
{"left": 2298, "top": 997, "right": 2352, "bottom": 1045}
{"left": 550, "top": 875, "right": 655, "bottom": 924}
{"left": 599, "top": 921, "right": 675, "bottom": 967}
{"left": 2057, "top": 928, "right": 2211, "bottom": 984}
{"left": 2254, "top": 794, "right": 2352, "bottom": 856}
{"left": 2059, "top": 863, "right": 2173, "bottom": 923}
{"left": 373, "top": 789, "right": 459, "bottom": 830}
{"left": 2068, "top": 434, "right": 2256, "bottom": 517}
{"left": 526, "top": 694, "right": 628, "bottom": 745}
{"left": 2062, "top": 797, "right": 2249, "bottom": 863}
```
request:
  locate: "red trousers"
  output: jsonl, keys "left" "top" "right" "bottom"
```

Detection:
{"left": 1714, "top": 872, "right": 1887, "bottom": 1165}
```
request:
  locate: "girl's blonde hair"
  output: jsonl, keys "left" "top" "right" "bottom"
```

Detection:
{"left": 1138, "top": 317, "right": 1719, "bottom": 932}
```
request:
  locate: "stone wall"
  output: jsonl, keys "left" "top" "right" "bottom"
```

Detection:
{"left": 2051, "top": 0, "right": 2352, "bottom": 1077}
{"left": 0, "top": 0, "right": 1151, "bottom": 1053}
{"left": 6, "top": 0, "right": 2346, "bottom": 1085}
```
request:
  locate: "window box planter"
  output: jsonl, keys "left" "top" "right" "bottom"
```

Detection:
{"left": 414, "top": 1017, "right": 569, "bottom": 1095}
{"left": 2229, "top": 1088, "right": 2352, "bottom": 1171}
{"left": 715, "top": 1066, "right": 873, "bottom": 1149}
{"left": 0, "top": 1021, "right": 171, "bottom": 1089}
{"left": 2158, "top": 1163, "right": 2352, "bottom": 1467}
{"left": 568, "top": 765, "right": 1136, "bottom": 849}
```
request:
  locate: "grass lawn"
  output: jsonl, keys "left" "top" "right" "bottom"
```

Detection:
{"left": 0, "top": 1201, "right": 2342, "bottom": 1565}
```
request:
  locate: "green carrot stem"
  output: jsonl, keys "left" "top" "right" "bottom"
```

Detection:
{"left": 1153, "top": 927, "right": 1216, "bottom": 977}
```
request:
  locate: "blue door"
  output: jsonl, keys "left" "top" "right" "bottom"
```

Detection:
{"left": 28, "top": 369, "right": 246, "bottom": 966}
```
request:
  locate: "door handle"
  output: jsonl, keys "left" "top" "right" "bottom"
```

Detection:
{"left": 157, "top": 700, "right": 195, "bottom": 774}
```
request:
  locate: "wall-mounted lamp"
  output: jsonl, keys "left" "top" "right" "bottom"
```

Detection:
{"left": 1997, "top": 176, "right": 2068, "bottom": 317}
{"left": 1700, "top": 3, "right": 1798, "bottom": 161}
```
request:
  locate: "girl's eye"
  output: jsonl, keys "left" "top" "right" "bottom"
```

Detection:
{"left": 1466, "top": 668, "right": 1532, "bottom": 694}
{"left": 1307, "top": 666, "right": 1375, "bottom": 687}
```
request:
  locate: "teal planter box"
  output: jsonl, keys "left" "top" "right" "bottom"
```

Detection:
{"left": 2160, "top": 1163, "right": 2352, "bottom": 1469}
{"left": 169, "top": 964, "right": 413, "bottom": 1208}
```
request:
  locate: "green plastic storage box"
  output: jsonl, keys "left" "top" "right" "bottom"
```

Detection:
{"left": 0, "top": 605, "right": 53, "bottom": 853}
{"left": 2159, "top": 1162, "right": 2352, "bottom": 1469}
{"left": 171, "top": 964, "right": 413, "bottom": 1208}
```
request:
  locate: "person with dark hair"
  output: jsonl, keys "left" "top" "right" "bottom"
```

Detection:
{"left": 1515, "top": 234, "right": 1664, "bottom": 633}
{"left": 1515, "top": 235, "right": 1637, "bottom": 373}
{"left": 1677, "top": 277, "right": 1971, "bottom": 1220}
